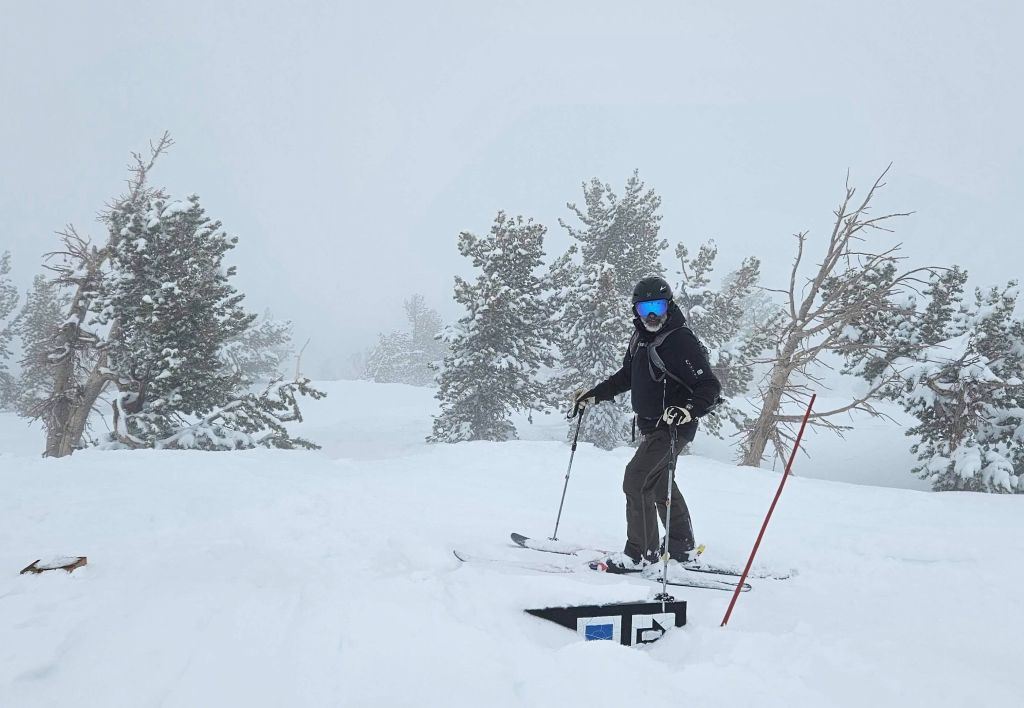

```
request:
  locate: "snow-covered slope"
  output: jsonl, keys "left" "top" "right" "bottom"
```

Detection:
{"left": 1, "top": 381, "right": 1020, "bottom": 707}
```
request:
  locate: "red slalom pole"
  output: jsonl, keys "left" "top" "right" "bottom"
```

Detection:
{"left": 721, "top": 393, "right": 816, "bottom": 628}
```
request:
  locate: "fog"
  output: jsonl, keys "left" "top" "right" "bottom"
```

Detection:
{"left": 3, "top": 1, "right": 1022, "bottom": 377}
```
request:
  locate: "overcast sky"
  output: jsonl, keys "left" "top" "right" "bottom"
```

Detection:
{"left": 3, "top": 1, "right": 1022, "bottom": 377}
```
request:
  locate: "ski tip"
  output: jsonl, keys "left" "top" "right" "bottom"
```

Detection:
{"left": 452, "top": 549, "right": 468, "bottom": 562}
{"left": 510, "top": 532, "right": 529, "bottom": 547}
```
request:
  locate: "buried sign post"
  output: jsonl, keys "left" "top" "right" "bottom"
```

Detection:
{"left": 525, "top": 599, "right": 686, "bottom": 646}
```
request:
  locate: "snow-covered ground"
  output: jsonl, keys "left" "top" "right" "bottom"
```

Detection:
{"left": 1, "top": 381, "right": 1020, "bottom": 707}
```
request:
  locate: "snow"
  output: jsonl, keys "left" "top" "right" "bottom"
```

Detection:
{"left": 161, "top": 200, "right": 190, "bottom": 217}
{"left": 1, "top": 380, "right": 1022, "bottom": 707}
{"left": 952, "top": 443, "right": 982, "bottom": 479}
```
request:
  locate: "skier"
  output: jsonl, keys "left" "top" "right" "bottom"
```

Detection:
{"left": 572, "top": 276, "right": 722, "bottom": 572}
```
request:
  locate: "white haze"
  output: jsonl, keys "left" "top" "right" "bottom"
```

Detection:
{"left": 2, "top": 1, "right": 1023, "bottom": 377}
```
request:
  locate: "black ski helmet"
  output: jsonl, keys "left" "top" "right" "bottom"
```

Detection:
{"left": 631, "top": 276, "right": 673, "bottom": 305}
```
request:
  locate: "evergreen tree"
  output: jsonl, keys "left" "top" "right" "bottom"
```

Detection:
{"left": 96, "top": 194, "right": 322, "bottom": 450}
{"left": 674, "top": 240, "right": 781, "bottom": 440}
{"left": 895, "top": 272, "right": 1024, "bottom": 492}
{"left": 364, "top": 330, "right": 413, "bottom": 384}
{"left": 404, "top": 294, "right": 447, "bottom": 385}
{"left": 554, "top": 171, "right": 667, "bottom": 448}
{"left": 719, "top": 267, "right": 783, "bottom": 390}
{"left": 222, "top": 311, "right": 294, "bottom": 385}
{"left": 33, "top": 135, "right": 322, "bottom": 454}
{"left": 553, "top": 263, "right": 632, "bottom": 448}
{"left": 917, "top": 268, "right": 967, "bottom": 346}
{"left": 0, "top": 251, "right": 18, "bottom": 407}
{"left": 94, "top": 193, "right": 255, "bottom": 444}
{"left": 430, "top": 212, "right": 553, "bottom": 442}
{"left": 731, "top": 276, "right": 782, "bottom": 345}
{"left": 364, "top": 295, "right": 446, "bottom": 386}
{"left": 560, "top": 171, "right": 666, "bottom": 296}
{"left": 10, "top": 275, "right": 67, "bottom": 418}
{"left": 839, "top": 266, "right": 947, "bottom": 400}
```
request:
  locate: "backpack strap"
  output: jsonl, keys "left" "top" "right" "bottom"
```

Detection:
{"left": 631, "top": 324, "right": 703, "bottom": 395}
{"left": 646, "top": 327, "right": 694, "bottom": 394}
{"left": 651, "top": 325, "right": 686, "bottom": 350}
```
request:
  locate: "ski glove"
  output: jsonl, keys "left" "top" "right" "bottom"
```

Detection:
{"left": 571, "top": 387, "right": 598, "bottom": 417}
{"left": 662, "top": 404, "right": 694, "bottom": 427}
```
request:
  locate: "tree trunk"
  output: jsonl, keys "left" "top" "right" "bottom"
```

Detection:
{"left": 44, "top": 347, "right": 110, "bottom": 458}
{"left": 742, "top": 362, "right": 790, "bottom": 467}
{"left": 742, "top": 332, "right": 801, "bottom": 467}
{"left": 43, "top": 322, "right": 80, "bottom": 457}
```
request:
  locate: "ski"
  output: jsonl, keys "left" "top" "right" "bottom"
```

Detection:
{"left": 452, "top": 549, "right": 574, "bottom": 573}
{"left": 511, "top": 532, "right": 793, "bottom": 580}
{"left": 454, "top": 549, "right": 749, "bottom": 592}
{"left": 586, "top": 558, "right": 751, "bottom": 592}
{"left": 510, "top": 532, "right": 606, "bottom": 556}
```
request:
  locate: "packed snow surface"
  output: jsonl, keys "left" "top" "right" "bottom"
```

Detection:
{"left": 1, "top": 381, "right": 1020, "bottom": 707}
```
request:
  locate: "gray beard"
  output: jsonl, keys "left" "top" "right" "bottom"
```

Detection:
{"left": 642, "top": 317, "right": 666, "bottom": 332}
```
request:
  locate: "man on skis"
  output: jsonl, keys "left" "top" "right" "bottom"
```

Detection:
{"left": 573, "top": 275, "right": 722, "bottom": 573}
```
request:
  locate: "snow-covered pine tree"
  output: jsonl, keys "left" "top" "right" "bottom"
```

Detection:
{"left": 364, "top": 295, "right": 446, "bottom": 386}
{"left": 553, "top": 171, "right": 667, "bottom": 447}
{"left": 544, "top": 245, "right": 582, "bottom": 408}
{"left": 896, "top": 272, "right": 1024, "bottom": 492}
{"left": 550, "top": 262, "right": 633, "bottom": 448}
{"left": 34, "top": 134, "right": 322, "bottom": 455}
{"left": 0, "top": 251, "right": 18, "bottom": 407}
{"left": 94, "top": 193, "right": 324, "bottom": 450}
{"left": 429, "top": 212, "right": 553, "bottom": 442}
{"left": 93, "top": 193, "right": 255, "bottom": 445}
{"left": 720, "top": 267, "right": 782, "bottom": 387}
{"left": 560, "top": 171, "right": 667, "bottom": 296}
{"left": 404, "top": 294, "right": 447, "bottom": 386}
{"left": 10, "top": 274, "right": 67, "bottom": 418}
{"left": 674, "top": 240, "right": 781, "bottom": 439}
{"left": 221, "top": 311, "right": 294, "bottom": 385}
{"left": 730, "top": 273, "right": 783, "bottom": 347}
{"left": 364, "top": 330, "right": 412, "bottom": 384}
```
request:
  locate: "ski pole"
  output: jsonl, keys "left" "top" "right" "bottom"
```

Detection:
{"left": 720, "top": 393, "right": 816, "bottom": 627}
{"left": 550, "top": 406, "right": 586, "bottom": 541}
{"left": 655, "top": 424, "right": 679, "bottom": 606}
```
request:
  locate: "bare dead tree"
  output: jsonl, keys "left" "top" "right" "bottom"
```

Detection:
{"left": 37, "top": 133, "right": 172, "bottom": 457}
{"left": 741, "top": 166, "right": 935, "bottom": 467}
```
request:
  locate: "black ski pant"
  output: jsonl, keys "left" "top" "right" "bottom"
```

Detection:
{"left": 622, "top": 426, "right": 694, "bottom": 563}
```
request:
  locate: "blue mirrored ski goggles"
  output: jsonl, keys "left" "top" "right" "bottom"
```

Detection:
{"left": 635, "top": 299, "right": 669, "bottom": 318}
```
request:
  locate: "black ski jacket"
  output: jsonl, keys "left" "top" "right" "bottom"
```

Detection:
{"left": 590, "top": 303, "right": 722, "bottom": 435}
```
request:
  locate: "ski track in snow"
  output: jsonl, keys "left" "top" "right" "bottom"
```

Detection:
{"left": 0, "top": 380, "right": 1021, "bottom": 707}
